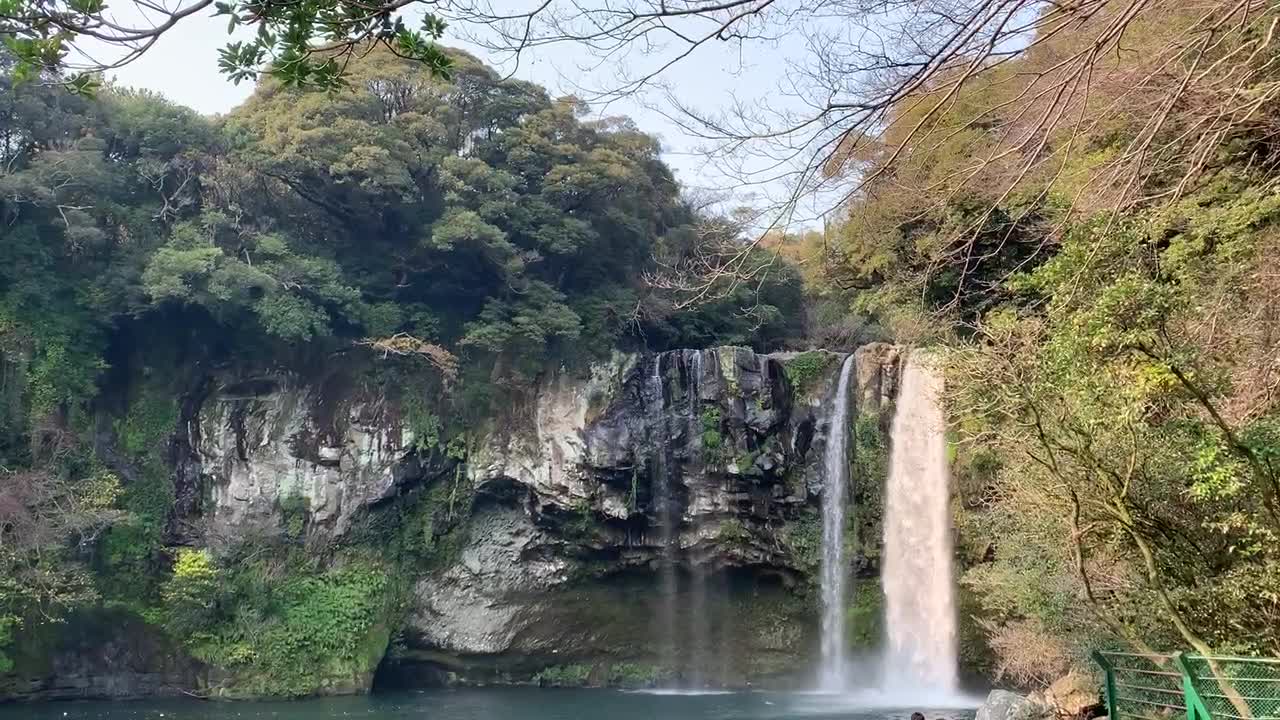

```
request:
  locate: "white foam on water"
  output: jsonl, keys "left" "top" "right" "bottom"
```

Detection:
{"left": 784, "top": 687, "right": 985, "bottom": 718}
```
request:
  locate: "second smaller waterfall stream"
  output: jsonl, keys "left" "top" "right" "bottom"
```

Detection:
{"left": 818, "top": 355, "right": 856, "bottom": 691}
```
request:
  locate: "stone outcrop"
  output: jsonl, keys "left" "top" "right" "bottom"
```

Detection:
{"left": 404, "top": 345, "right": 865, "bottom": 681}
{"left": 193, "top": 375, "right": 450, "bottom": 544}
{"left": 409, "top": 505, "right": 571, "bottom": 656}
{"left": 1041, "top": 671, "right": 1103, "bottom": 718}
{"left": 853, "top": 342, "right": 900, "bottom": 417}
{"left": 977, "top": 690, "right": 1053, "bottom": 720}
{"left": 398, "top": 346, "right": 901, "bottom": 684}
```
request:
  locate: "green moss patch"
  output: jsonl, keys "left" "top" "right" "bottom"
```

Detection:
{"left": 783, "top": 351, "right": 839, "bottom": 399}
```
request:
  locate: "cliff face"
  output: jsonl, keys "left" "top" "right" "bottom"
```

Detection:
{"left": 0, "top": 344, "right": 901, "bottom": 700}
{"left": 194, "top": 376, "right": 434, "bottom": 544}
{"left": 405, "top": 348, "right": 844, "bottom": 684}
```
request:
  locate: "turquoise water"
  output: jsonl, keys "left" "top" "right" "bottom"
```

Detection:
{"left": 0, "top": 688, "right": 981, "bottom": 720}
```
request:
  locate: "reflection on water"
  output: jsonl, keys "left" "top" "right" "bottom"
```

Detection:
{"left": 626, "top": 688, "right": 740, "bottom": 697}
{"left": 788, "top": 688, "right": 987, "bottom": 716}
{"left": 0, "top": 688, "right": 982, "bottom": 720}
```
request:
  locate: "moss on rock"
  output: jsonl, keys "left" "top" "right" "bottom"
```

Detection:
{"left": 849, "top": 414, "right": 887, "bottom": 572}
{"left": 534, "top": 663, "right": 592, "bottom": 687}
{"left": 846, "top": 578, "right": 884, "bottom": 651}
{"left": 784, "top": 509, "right": 822, "bottom": 576}
{"left": 783, "top": 351, "right": 840, "bottom": 400}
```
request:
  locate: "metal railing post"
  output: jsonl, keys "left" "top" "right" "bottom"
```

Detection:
{"left": 1175, "top": 653, "right": 1213, "bottom": 720}
{"left": 1093, "top": 651, "right": 1120, "bottom": 720}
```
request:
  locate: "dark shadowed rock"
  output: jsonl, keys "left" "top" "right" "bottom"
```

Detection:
{"left": 0, "top": 608, "right": 202, "bottom": 702}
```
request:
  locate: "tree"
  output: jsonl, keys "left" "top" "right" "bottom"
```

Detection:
{"left": 1, "top": 464, "right": 123, "bottom": 671}
{"left": 0, "top": 0, "right": 452, "bottom": 90}
{"left": 947, "top": 193, "right": 1280, "bottom": 674}
{"left": 9, "top": 1, "right": 1271, "bottom": 218}
{"left": 208, "top": 48, "right": 732, "bottom": 363}
{"left": 751, "top": 0, "right": 1280, "bottom": 680}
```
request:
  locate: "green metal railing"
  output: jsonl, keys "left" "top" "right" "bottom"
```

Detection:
{"left": 1094, "top": 651, "right": 1280, "bottom": 720}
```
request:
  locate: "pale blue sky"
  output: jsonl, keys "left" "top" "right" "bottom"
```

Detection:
{"left": 90, "top": 7, "right": 833, "bottom": 225}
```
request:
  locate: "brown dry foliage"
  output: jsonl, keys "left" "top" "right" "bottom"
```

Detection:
{"left": 357, "top": 333, "right": 459, "bottom": 380}
{"left": 981, "top": 618, "right": 1077, "bottom": 688}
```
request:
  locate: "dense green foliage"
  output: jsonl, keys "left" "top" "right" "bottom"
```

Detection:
{"left": 16, "top": 0, "right": 1277, "bottom": 694}
{"left": 848, "top": 415, "right": 885, "bottom": 565}
{"left": 812, "top": 1, "right": 1280, "bottom": 685}
{"left": 845, "top": 579, "right": 882, "bottom": 651}
{"left": 0, "top": 47, "right": 803, "bottom": 688}
{"left": 167, "top": 549, "right": 394, "bottom": 697}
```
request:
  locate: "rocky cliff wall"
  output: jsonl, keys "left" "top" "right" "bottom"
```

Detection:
{"left": 1, "top": 343, "right": 901, "bottom": 700}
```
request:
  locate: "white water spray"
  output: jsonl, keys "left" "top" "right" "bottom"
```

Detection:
{"left": 819, "top": 355, "right": 856, "bottom": 691}
{"left": 882, "top": 355, "right": 959, "bottom": 692}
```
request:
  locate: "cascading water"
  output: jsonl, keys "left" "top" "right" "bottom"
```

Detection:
{"left": 642, "top": 348, "right": 965, "bottom": 702}
{"left": 686, "top": 350, "right": 710, "bottom": 688}
{"left": 648, "top": 350, "right": 725, "bottom": 690}
{"left": 819, "top": 355, "right": 857, "bottom": 691}
{"left": 648, "top": 356, "right": 678, "bottom": 679}
{"left": 882, "top": 354, "right": 959, "bottom": 693}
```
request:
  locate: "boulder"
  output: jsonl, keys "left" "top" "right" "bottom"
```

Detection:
{"left": 1046, "top": 671, "right": 1103, "bottom": 718}
{"left": 977, "top": 690, "right": 1051, "bottom": 720}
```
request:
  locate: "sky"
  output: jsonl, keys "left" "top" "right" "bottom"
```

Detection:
{"left": 88, "top": 6, "right": 833, "bottom": 228}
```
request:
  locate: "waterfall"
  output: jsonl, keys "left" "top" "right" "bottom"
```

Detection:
{"left": 686, "top": 350, "right": 710, "bottom": 688}
{"left": 649, "top": 350, "right": 722, "bottom": 689}
{"left": 648, "top": 356, "right": 678, "bottom": 679}
{"left": 882, "top": 355, "right": 959, "bottom": 692}
{"left": 819, "top": 355, "right": 856, "bottom": 691}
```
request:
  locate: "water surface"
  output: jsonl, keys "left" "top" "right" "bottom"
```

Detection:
{"left": 0, "top": 688, "right": 981, "bottom": 720}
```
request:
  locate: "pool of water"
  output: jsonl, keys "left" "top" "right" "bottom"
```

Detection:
{"left": 0, "top": 688, "right": 982, "bottom": 720}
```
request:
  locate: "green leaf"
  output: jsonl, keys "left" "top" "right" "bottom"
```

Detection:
{"left": 67, "top": 0, "right": 105, "bottom": 14}
{"left": 66, "top": 73, "right": 99, "bottom": 96}
{"left": 421, "top": 13, "right": 447, "bottom": 39}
